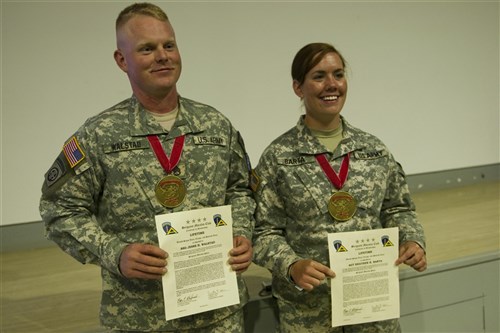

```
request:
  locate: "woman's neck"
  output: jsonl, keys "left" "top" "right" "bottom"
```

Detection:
{"left": 304, "top": 114, "right": 341, "bottom": 131}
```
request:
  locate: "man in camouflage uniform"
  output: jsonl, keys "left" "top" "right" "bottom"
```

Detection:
{"left": 39, "top": 3, "right": 255, "bottom": 332}
{"left": 251, "top": 43, "right": 427, "bottom": 333}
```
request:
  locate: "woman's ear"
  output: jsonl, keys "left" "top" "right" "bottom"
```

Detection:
{"left": 292, "top": 80, "right": 303, "bottom": 99}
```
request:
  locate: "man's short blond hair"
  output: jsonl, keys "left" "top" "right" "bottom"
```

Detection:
{"left": 116, "top": 2, "right": 169, "bottom": 30}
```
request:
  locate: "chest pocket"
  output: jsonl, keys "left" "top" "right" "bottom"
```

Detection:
{"left": 182, "top": 135, "right": 229, "bottom": 207}
{"left": 347, "top": 149, "right": 390, "bottom": 212}
{"left": 103, "top": 140, "right": 163, "bottom": 208}
{"left": 276, "top": 156, "right": 332, "bottom": 219}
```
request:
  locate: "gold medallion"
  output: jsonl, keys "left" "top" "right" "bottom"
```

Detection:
{"left": 155, "top": 175, "right": 186, "bottom": 208}
{"left": 328, "top": 191, "right": 357, "bottom": 221}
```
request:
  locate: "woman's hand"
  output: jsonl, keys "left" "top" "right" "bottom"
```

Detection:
{"left": 289, "top": 259, "right": 335, "bottom": 291}
{"left": 396, "top": 241, "right": 427, "bottom": 272}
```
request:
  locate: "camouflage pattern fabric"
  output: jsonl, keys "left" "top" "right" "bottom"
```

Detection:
{"left": 112, "top": 306, "right": 244, "bottom": 333}
{"left": 252, "top": 116, "right": 425, "bottom": 332}
{"left": 40, "top": 96, "right": 255, "bottom": 331}
{"left": 277, "top": 297, "right": 400, "bottom": 333}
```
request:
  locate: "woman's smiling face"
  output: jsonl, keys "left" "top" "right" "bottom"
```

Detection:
{"left": 293, "top": 52, "right": 348, "bottom": 130}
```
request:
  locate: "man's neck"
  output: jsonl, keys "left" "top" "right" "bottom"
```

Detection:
{"left": 134, "top": 88, "right": 179, "bottom": 114}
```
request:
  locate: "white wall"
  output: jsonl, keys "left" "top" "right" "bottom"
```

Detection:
{"left": 2, "top": 0, "right": 499, "bottom": 225}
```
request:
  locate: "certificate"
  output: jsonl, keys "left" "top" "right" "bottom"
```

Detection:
{"left": 155, "top": 205, "right": 239, "bottom": 321}
{"left": 327, "top": 227, "right": 399, "bottom": 327}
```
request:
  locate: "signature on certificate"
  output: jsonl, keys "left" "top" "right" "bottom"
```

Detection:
{"left": 208, "top": 289, "right": 225, "bottom": 300}
{"left": 177, "top": 295, "right": 198, "bottom": 306}
{"left": 343, "top": 307, "right": 362, "bottom": 316}
{"left": 372, "top": 304, "right": 388, "bottom": 313}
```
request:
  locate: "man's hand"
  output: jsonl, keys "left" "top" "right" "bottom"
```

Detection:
{"left": 289, "top": 259, "right": 335, "bottom": 292}
{"left": 228, "top": 236, "right": 253, "bottom": 274}
{"left": 119, "top": 243, "right": 168, "bottom": 280}
{"left": 395, "top": 241, "right": 427, "bottom": 272}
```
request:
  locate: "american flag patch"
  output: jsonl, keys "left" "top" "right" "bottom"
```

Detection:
{"left": 63, "top": 136, "right": 85, "bottom": 168}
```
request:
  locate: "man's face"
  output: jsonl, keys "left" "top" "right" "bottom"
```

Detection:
{"left": 114, "top": 15, "right": 182, "bottom": 99}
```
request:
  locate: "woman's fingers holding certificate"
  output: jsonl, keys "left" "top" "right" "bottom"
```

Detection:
{"left": 396, "top": 241, "right": 427, "bottom": 272}
{"left": 289, "top": 259, "right": 336, "bottom": 292}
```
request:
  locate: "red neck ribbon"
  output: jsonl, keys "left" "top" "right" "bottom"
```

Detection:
{"left": 147, "top": 135, "right": 185, "bottom": 173}
{"left": 314, "top": 153, "right": 350, "bottom": 189}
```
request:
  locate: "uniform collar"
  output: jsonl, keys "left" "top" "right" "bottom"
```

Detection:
{"left": 128, "top": 95, "right": 204, "bottom": 138}
{"left": 296, "top": 115, "right": 368, "bottom": 158}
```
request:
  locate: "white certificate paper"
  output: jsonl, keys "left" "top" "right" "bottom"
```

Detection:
{"left": 328, "top": 227, "right": 399, "bottom": 327}
{"left": 155, "top": 205, "right": 239, "bottom": 321}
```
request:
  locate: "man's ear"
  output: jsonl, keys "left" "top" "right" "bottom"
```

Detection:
{"left": 292, "top": 80, "right": 303, "bottom": 99}
{"left": 113, "top": 49, "right": 127, "bottom": 73}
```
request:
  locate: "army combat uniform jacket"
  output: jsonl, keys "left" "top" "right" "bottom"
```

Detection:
{"left": 252, "top": 116, "right": 425, "bottom": 310}
{"left": 40, "top": 96, "right": 255, "bottom": 331}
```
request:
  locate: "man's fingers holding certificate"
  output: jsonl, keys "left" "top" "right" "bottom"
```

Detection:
{"left": 228, "top": 235, "right": 253, "bottom": 274}
{"left": 119, "top": 243, "right": 168, "bottom": 280}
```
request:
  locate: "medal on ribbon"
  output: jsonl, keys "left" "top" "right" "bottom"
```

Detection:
{"left": 315, "top": 153, "right": 357, "bottom": 221}
{"left": 148, "top": 135, "right": 186, "bottom": 208}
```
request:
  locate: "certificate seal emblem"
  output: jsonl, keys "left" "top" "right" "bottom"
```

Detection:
{"left": 328, "top": 191, "right": 356, "bottom": 221}
{"left": 155, "top": 175, "right": 186, "bottom": 208}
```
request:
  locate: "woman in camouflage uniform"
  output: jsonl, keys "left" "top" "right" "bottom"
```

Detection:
{"left": 252, "top": 43, "right": 427, "bottom": 333}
